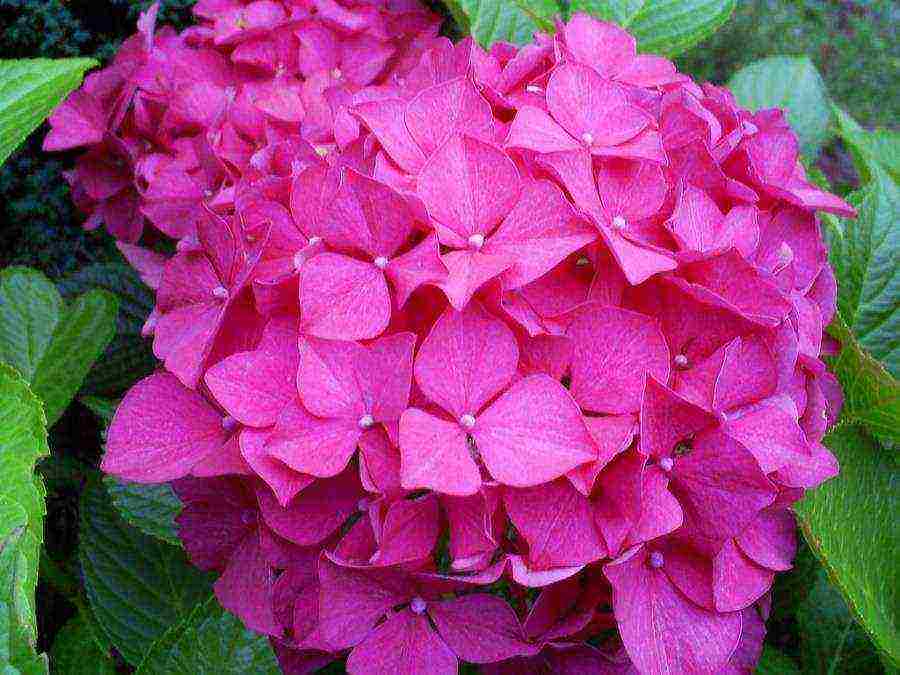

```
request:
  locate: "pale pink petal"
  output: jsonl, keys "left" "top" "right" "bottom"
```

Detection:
{"left": 399, "top": 408, "right": 481, "bottom": 496}
{"left": 414, "top": 302, "right": 518, "bottom": 419}
{"left": 299, "top": 252, "right": 391, "bottom": 340}
{"left": 104, "top": 373, "right": 226, "bottom": 481}
{"left": 475, "top": 375, "right": 596, "bottom": 487}
{"left": 568, "top": 305, "right": 670, "bottom": 414}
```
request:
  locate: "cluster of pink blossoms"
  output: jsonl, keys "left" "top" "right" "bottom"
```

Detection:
{"left": 47, "top": 3, "right": 856, "bottom": 674}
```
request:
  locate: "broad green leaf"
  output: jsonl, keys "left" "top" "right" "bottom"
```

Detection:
{"left": 136, "top": 596, "right": 280, "bottom": 675}
{"left": 49, "top": 614, "right": 116, "bottom": 675}
{"left": 0, "top": 268, "right": 119, "bottom": 427}
{"left": 30, "top": 290, "right": 118, "bottom": 426}
{"left": 0, "top": 365, "right": 49, "bottom": 674}
{"left": 826, "top": 165, "right": 900, "bottom": 379}
{"left": 727, "top": 56, "right": 831, "bottom": 157}
{"left": 59, "top": 264, "right": 156, "bottom": 396}
{"left": 569, "top": 0, "right": 736, "bottom": 57}
{"left": 755, "top": 646, "right": 800, "bottom": 674}
{"left": 79, "top": 480, "right": 212, "bottom": 666}
{"left": 104, "top": 477, "right": 182, "bottom": 547}
{"left": 795, "top": 424, "right": 899, "bottom": 666}
{"left": 0, "top": 58, "right": 97, "bottom": 167}
{"left": 0, "top": 268, "right": 61, "bottom": 383}
{"left": 446, "top": 0, "right": 562, "bottom": 46}
{"left": 797, "top": 570, "right": 884, "bottom": 674}
{"left": 832, "top": 107, "right": 900, "bottom": 184}
{"left": 826, "top": 316, "right": 899, "bottom": 444}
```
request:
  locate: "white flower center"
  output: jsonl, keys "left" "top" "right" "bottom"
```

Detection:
{"left": 221, "top": 415, "right": 237, "bottom": 432}
{"left": 212, "top": 285, "right": 229, "bottom": 300}
{"left": 358, "top": 414, "right": 375, "bottom": 429}
{"left": 612, "top": 215, "right": 627, "bottom": 230}
{"left": 410, "top": 597, "right": 427, "bottom": 614}
{"left": 581, "top": 132, "right": 594, "bottom": 145}
{"left": 659, "top": 457, "right": 674, "bottom": 472}
{"left": 649, "top": 551, "right": 665, "bottom": 569}
{"left": 525, "top": 85, "right": 543, "bottom": 94}
{"left": 459, "top": 413, "right": 476, "bottom": 430}
{"left": 468, "top": 233, "right": 485, "bottom": 251}
{"left": 331, "top": 68, "right": 343, "bottom": 80}
{"left": 373, "top": 256, "right": 389, "bottom": 270}
{"left": 673, "top": 354, "right": 689, "bottom": 369}
{"left": 742, "top": 120, "right": 759, "bottom": 135}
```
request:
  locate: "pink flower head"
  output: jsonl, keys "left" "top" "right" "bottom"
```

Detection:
{"left": 79, "top": 9, "right": 854, "bottom": 674}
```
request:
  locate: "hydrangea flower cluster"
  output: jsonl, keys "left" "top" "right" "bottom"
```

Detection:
{"left": 47, "top": 4, "right": 856, "bottom": 674}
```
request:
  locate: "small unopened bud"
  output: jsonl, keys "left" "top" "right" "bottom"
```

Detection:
{"left": 222, "top": 416, "right": 238, "bottom": 432}
{"left": 314, "top": 145, "right": 329, "bottom": 158}
{"left": 204, "top": 188, "right": 214, "bottom": 198}
{"left": 742, "top": 120, "right": 759, "bottom": 136}
{"left": 308, "top": 236, "right": 323, "bottom": 246}
{"left": 525, "top": 85, "right": 543, "bottom": 94}
{"left": 649, "top": 551, "right": 664, "bottom": 569}
{"left": 659, "top": 457, "right": 674, "bottom": 472}
{"left": 459, "top": 413, "right": 476, "bottom": 430}
{"left": 581, "top": 132, "right": 594, "bottom": 145}
{"left": 575, "top": 256, "right": 590, "bottom": 267}
{"left": 468, "top": 233, "right": 485, "bottom": 250}
{"left": 373, "top": 256, "right": 389, "bottom": 270}
{"left": 410, "top": 597, "right": 427, "bottom": 614}
{"left": 212, "top": 285, "right": 229, "bottom": 300}
{"left": 358, "top": 414, "right": 375, "bottom": 429}
{"left": 293, "top": 251, "right": 306, "bottom": 271}
{"left": 331, "top": 68, "right": 343, "bottom": 80}
{"left": 612, "top": 215, "right": 627, "bottom": 230}
{"left": 357, "top": 498, "right": 370, "bottom": 512}
{"left": 673, "top": 354, "right": 689, "bottom": 370}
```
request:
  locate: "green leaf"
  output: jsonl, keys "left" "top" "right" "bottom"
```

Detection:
{"left": 826, "top": 316, "right": 899, "bottom": 445}
{"left": 0, "top": 268, "right": 62, "bottom": 383}
{"left": 569, "top": 0, "right": 736, "bottom": 57}
{"left": 0, "top": 268, "right": 119, "bottom": 427}
{"left": 755, "top": 646, "right": 800, "bottom": 674}
{"left": 136, "top": 596, "right": 280, "bottom": 675}
{"left": 49, "top": 613, "right": 116, "bottom": 675}
{"left": 832, "top": 106, "right": 900, "bottom": 184}
{"left": 30, "top": 290, "right": 118, "bottom": 426}
{"left": 797, "top": 570, "right": 885, "bottom": 674}
{"left": 0, "top": 365, "right": 50, "bottom": 674}
{"left": 79, "top": 397, "right": 119, "bottom": 431}
{"left": 104, "top": 477, "right": 182, "bottom": 547}
{"left": 826, "top": 165, "right": 900, "bottom": 379}
{"left": 58, "top": 264, "right": 156, "bottom": 396}
{"left": 79, "top": 480, "right": 213, "bottom": 666}
{"left": 795, "top": 424, "right": 899, "bottom": 667}
{"left": 727, "top": 56, "right": 831, "bottom": 157}
{"left": 446, "top": 0, "right": 562, "bottom": 46}
{"left": 0, "top": 58, "right": 97, "bottom": 167}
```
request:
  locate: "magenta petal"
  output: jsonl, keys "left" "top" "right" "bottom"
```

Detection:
{"left": 299, "top": 252, "right": 391, "bottom": 340}
{"left": 205, "top": 322, "right": 298, "bottom": 428}
{"left": 604, "top": 547, "right": 742, "bottom": 675}
{"left": 153, "top": 302, "right": 225, "bottom": 388}
{"left": 504, "top": 478, "right": 606, "bottom": 569}
{"left": 213, "top": 532, "right": 280, "bottom": 636}
{"left": 104, "top": 373, "right": 226, "bottom": 482}
{"left": 414, "top": 302, "right": 518, "bottom": 419}
{"left": 567, "top": 414, "right": 636, "bottom": 495}
{"left": 505, "top": 106, "right": 581, "bottom": 154}
{"left": 484, "top": 180, "right": 596, "bottom": 289}
{"left": 595, "top": 158, "right": 667, "bottom": 223}
{"left": 317, "top": 557, "right": 412, "bottom": 650}
{"left": 594, "top": 450, "right": 644, "bottom": 556}
{"left": 44, "top": 90, "right": 107, "bottom": 151}
{"left": 630, "top": 466, "right": 683, "bottom": 545}
{"left": 476, "top": 375, "right": 596, "bottom": 487}
{"left": 437, "top": 250, "right": 513, "bottom": 310}
{"left": 267, "top": 400, "right": 361, "bottom": 478}
{"left": 371, "top": 494, "right": 440, "bottom": 566}
{"left": 442, "top": 490, "right": 499, "bottom": 570}
{"left": 603, "top": 229, "right": 677, "bottom": 285}
{"left": 723, "top": 400, "right": 810, "bottom": 473}
{"left": 735, "top": 509, "right": 797, "bottom": 571}
{"left": 417, "top": 135, "right": 520, "bottom": 242}
{"left": 667, "top": 184, "right": 725, "bottom": 253}
{"left": 639, "top": 376, "right": 718, "bottom": 458}
{"left": 713, "top": 335, "right": 778, "bottom": 412}
{"left": 568, "top": 305, "right": 670, "bottom": 414}
{"left": 257, "top": 466, "right": 363, "bottom": 546}
{"left": 240, "top": 428, "right": 313, "bottom": 507}
{"left": 429, "top": 594, "right": 537, "bottom": 663}
{"left": 562, "top": 13, "right": 636, "bottom": 78}
{"left": 347, "top": 609, "right": 456, "bottom": 675}
{"left": 671, "top": 429, "right": 776, "bottom": 542}
{"left": 713, "top": 539, "right": 774, "bottom": 612}
{"left": 385, "top": 232, "right": 449, "bottom": 308}
{"left": 352, "top": 98, "right": 427, "bottom": 173}
{"left": 405, "top": 76, "right": 495, "bottom": 156}
{"left": 358, "top": 428, "right": 403, "bottom": 498}
{"left": 297, "top": 337, "right": 367, "bottom": 419}
{"left": 320, "top": 168, "right": 414, "bottom": 258}
{"left": 399, "top": 408, "right": 481, "bottom": 496}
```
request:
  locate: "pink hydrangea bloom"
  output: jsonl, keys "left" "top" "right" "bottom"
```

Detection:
{"left": 61, "top": 6, "right": 856, "bottom": 674}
